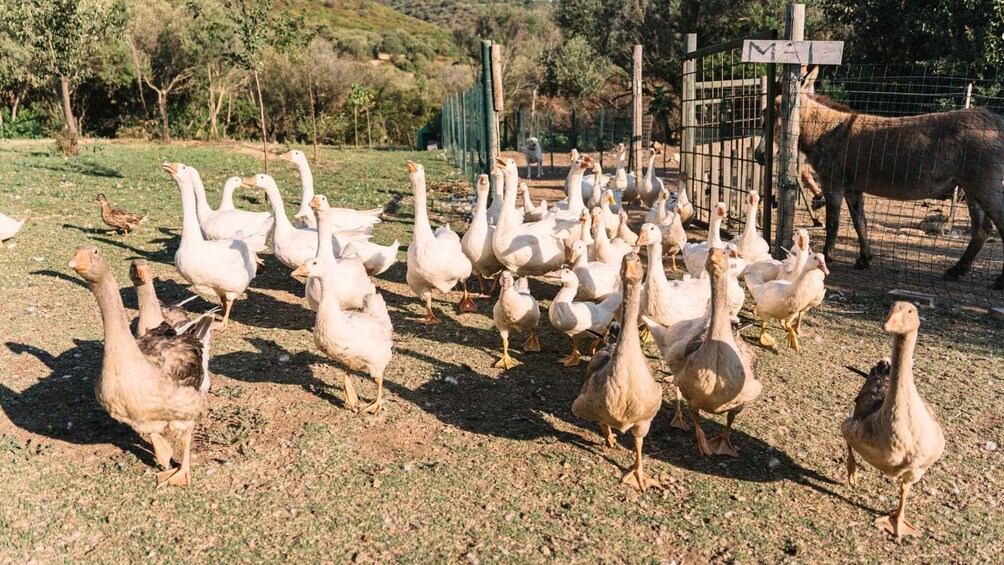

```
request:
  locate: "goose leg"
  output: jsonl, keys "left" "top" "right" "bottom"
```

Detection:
{"left": 417, "top": 294, "right": 442, "bottom": 325}
{"left": 600, "top": 424, "right": 617, "bottom": 448}
{"left": 784, "top": 318, "right": 800, "bottom": 352}
{"left": 794, "top": 310, "right": 805, "bottom": 335}
{"left": 149, "top": 432, "right": 174, "bottom": 469}
{"left": 494, "top": 335, "right": 517, "bottom": 369}
{"left": 522, "top": 328, "right": 541, "bottom": 352}
{"left": 358, "top": 374, "right": 384, "bottom": 414}
{"left": 342, "top": 369, "right": 360, "bottom": 410}
{"left": 212, "top": 297, "right": 233, "bottom": 330}
{"left": 846, "top": 442, "right": 858, "bottom": 486}
{"left": 669, "top": 386, "right": 690, "bottom": 430}
{"left": 707, "top": 408, "right": 740, "bottom": 457}
{"left": 639, "top": 325, "right": 652, "bottom": 343}
{"left": 157, "top": 429, "right": 192, "bottom": 488}
{"left": 558, "top": 336, "right": 581, "bottom": 367}
{"left": 876, "top": 481, "right": 922, "bottom": 538}
{"left": 670, "top": 253, "right": 678, "bottom": 272}
{"left": 458, "top": 280, "right": 478, "bottom": 313}
{"left": 621, "top": 435, "right": 660, "bottom": 490}
{"left": 758, "top": 319, "right": 776, "bottom": 347}
{"left": 692, "top": 410, "right": 712, "bottom": 456}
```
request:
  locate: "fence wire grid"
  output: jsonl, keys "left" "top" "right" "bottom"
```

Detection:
{"left": 796, "top": 63, "right": 1004, "bottom": 308}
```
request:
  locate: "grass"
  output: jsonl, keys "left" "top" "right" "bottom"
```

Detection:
{"left": 1, "top": 139, "right": 1002, "bottom": 562}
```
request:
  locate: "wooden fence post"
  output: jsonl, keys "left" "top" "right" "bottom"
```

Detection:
{"left": 773, "top": 3, "right": 805, "bottom": 257}
{"left": 482, "top": 40, "right": 500, "bottom": 191}
{"left": 682, "top": 34, "right": 697, "bottom": 215}
{"left": 631, "top": 45, "right": 643, "bottom": 193}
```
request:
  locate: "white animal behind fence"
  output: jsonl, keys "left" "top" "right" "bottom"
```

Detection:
{"left": 523, "top": 137, "right": 543, "bottom": 179}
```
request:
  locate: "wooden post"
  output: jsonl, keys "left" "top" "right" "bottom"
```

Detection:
{"left": 482, "top": 40, "right": 499, "bottom": 189}
{"left": 631, "top": 44, "right": 643, "bottom": 196}
{"left": 773, "top": 3, "right": 805, "bottom": 257}
{"left": 682, "top": 34, "right": 697, "bottom": 216}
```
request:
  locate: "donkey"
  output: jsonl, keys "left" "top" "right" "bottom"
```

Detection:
{"left": 755, "top": 68, "right": 1004, "bottom": 289}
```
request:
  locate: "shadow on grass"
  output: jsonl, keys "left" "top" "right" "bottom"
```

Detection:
{"left": 28, "top": 159, "right": 124, "bottom": 178}
{"left": 1, "top": 340, "right": 155, "bottom": 466}
{"left": 210, "top": 338, "right": 357, "bottom": 410}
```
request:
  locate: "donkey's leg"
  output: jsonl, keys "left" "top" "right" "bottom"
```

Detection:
{"left": 844, "top": 192, "right": 872, "bottom": 269}
{"left": 945, "top": 198, "right": 988, "bottom": 281}
{"left": 822, "top": 189, "right": 844, "bottom": 263}
{"left": 954, "top": 182, "right": 1004, "bottom": 288}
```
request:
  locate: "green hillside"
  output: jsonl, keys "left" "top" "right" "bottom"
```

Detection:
{"left": 277, "top": 0, "right": 457, "bottom": 59}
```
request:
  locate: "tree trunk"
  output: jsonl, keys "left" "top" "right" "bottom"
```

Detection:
{"left": 225, "top": 92, "right": 232, "bottom": 141}
{"left": 207, "top": 64, "right": 218, "bottom": 141}
{"left": 308, "top": 75, "right": 318, "bottom": 163}
{"left": 11, "top": 89, "right": 24, "bottom": 121}
{"left": 129, "top": 40, "right": 149, "bottom": 116}
{"left": 59, "top": 75, "right": 78, "bottom": 137}
{"left": 366, "top": 108, "right": 371, "bottom": 148}
{"left": 157, "top": 89, "right": 170, "bottom": 142}
{"left": 353, "top": 106, "right": 359, "bottom": 148}
{"left": 253, "top": 69, "right": 268, "bottom": 174}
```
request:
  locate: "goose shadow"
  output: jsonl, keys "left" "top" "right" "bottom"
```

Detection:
{"left": 1, "top": 340, "right": 155, "bottom": 465}
{"left": 210, "top": 338, "right": 355, "bottom": 410}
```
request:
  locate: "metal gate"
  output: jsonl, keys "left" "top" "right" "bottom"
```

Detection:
{"left": 680, "top": 30, "right": 777, "bottom": 240}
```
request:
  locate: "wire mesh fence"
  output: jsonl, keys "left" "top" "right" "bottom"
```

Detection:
{"left": 792, "top": 63, "right": 1004, "bottom": 308}
{"left": 441, "top": 79, "right": 489, "bottom": 189}
{"left": 681, "top": 31, "right": 776, "bottom": 237}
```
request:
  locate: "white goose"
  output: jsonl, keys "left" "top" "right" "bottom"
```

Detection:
{"left": 581, "top": 160, "right": 610, "bottom": 208}
{"left": 569, "top": 240, "right": 622, "bottom": 302}
{"left": 520, "top": 182, "right": 548, "bottom": 222}
{"left": 590, "top": 208, "right": 632, "bottom": 266}
{"left": 190, "top": 171, "right": 273, "bottom": 249}
{"left": 303, "top": 196, "right": 375, "bottom": 312}
{"left": 486, "top": 168, "right": 505, "bottom": 226}
{"left": 278, "top": 149, "right": 383, "bottom": 232}
{"left": 612, "top": 143, "right": 633, "bottom": 203}
{"left": 0, "top": 211, "right": 26, "bottom": 247}
{"left": 461, "top": 174, "right": 504, "bottom": 293}
{"left": 668, "top": 172, "right": 694, "bottom": 226}
{"left": 550, "top": 156, "right": 591, "bottom": 219}
{"left": 656, "top": 201, "right": 688, "bottom": 271}
{"left": 616, "top": 210, "right": 639, "bottom": 246}
{"left": 548, "top": 267, "right": 622, "bottom": 367}
{"left": 406, "top": 161, "right": 475, "bottom": 324}
{"left": 682, "top": 202, "right": 727, "bottom": 277}
{"left": 316, "top": 196, "right": 400, "bottom": 277}
{"left": 630, "top": 147, "right": 665, "bottom": 208}
{"left": 744, "top": 229, "right": 810, "bottom": 284}
{"left": 729, "top": 191, "right": 770, "bottom": 263}
{"left": 163, "top": 163, "right": 257, "bottom": 330}
{"left": 493, "top": 159, "right": 572, "bottom": 276}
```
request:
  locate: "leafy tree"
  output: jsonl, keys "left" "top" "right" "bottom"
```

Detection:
{"left": 129, "top": 0, "right": 203, "bottom": 141}
{"left": 348, "top": 83, "right": 375, "bottom": 148}
{"left": 543, "top": 36, "right": 613, "bottom": 100}
{"left": 4, "top": 0, "right": 124, "bottom": 153}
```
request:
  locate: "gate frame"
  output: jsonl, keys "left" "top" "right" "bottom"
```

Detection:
{"left": 681, "top": 29, "right": 777, "bottom": 245}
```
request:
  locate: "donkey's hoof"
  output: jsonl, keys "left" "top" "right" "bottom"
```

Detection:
{"left": 853, "top": 256, "right": 871, "bottom": 270}
{"left": 944, "top": 266, "right": 966, "bottom": 280}
{"left": 991, "top": 277, "right": 1004, "bottom": 291}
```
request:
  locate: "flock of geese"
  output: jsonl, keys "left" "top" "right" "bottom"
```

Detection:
{"left": 14, "top": 142, "right": 943, "bottom": 539}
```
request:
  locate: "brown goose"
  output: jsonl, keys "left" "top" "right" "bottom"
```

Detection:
{"left": 676, "top": 248, "right": 761, "bottom": 458}
{"left": 572, "top": 253, "right": 663, "bottom": 490}
{"left": 841, "top": 301, "right": 945, "bottom": 538}
{"left": 96, "top": 193, "right": 146, "bottom": 235}
{"left": 70, "top": 246, "right": 214, "bottom": 488}
{"left": 129, "top": 259, "right": 197, "bottom": 337}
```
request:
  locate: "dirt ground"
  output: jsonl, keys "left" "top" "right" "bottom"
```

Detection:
{"left": 0, "top": 141, "right": 1002, "bottom": 562}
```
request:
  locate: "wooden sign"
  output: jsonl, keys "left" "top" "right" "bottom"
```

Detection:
{"left": 742, "top": 40, "right": 843, "bottom": 65}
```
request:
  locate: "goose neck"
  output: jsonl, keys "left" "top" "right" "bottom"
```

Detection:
{"left": 883, "top": 329, "right": 919, "bottom": 412}
{"left": 178, "top": 181, "right": 206, "bottom": 246}
{"left": 91, "top": 272, "right": 144, "bottom": 362}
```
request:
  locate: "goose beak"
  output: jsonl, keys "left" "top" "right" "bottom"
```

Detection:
{"left": 291, "top": 264, "right": 309, "bottom": 278}
{"left": 278, "top": 151, "right": 294, "bottom": 161}
{"left": 308, "top": 196, "right": 323, "bottom": 209}
{"left": 241, "top": 177, "right": 257, "bottom": 188}
{"left": 406, "top": 161, "right": 419, "bottom": 174}
{"left": 636, "top": 231, "right": 650, "bottom": 246}
{"left": 161, "top": 162, "right": 179, "bottom": 175}
{"left": 68, "top": 250, "right": 90, "bottom": 272}
{"left": 495, "top": 157, "right": 507, "bottom": 167}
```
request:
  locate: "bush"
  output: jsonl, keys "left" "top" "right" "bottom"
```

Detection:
{"left": 52, "top": 128, "right": 79, "bottom": 156}
{"left": 1, "top": 108, "right": 49, "bottom": 139}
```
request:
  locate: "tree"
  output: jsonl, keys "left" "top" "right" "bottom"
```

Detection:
{"left": 129, "top": 0, "right": 202, "bottom": 141}
{"left": 219, "top": 0, "right": 305, "bottom": 171}
{"left": 4, "top": 0, "right": 124, "bottom": 153}
{"left": 543, "top": 36, "right": 613, "bottom": 100}
{"left": 0, "top": 24, "right": 40, "bottom": 136}
{"left": 348, "top": 83, "right": 374, "bottom": 148}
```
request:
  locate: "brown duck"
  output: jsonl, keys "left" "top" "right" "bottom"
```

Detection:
{"left": 676, "top": 248, "right": 761, "bottom": 458}
{"left": 841, "top": 301, "right": 945, "bottom": 538}
{"left": 70, "top": 246, "right": 214, "bottom": 488}
{"left": 128, "top": 259, "right": 199, "bottom": 337}
{"left": 96, "top": 193, "right": 146, "bottom": 235}
{"left": 572, "top": 253, "right": 663, "bottom": 490}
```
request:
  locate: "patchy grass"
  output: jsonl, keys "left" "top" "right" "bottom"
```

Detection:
{"left": 0, "top": 140, "right": 1002, "bottom": 562}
